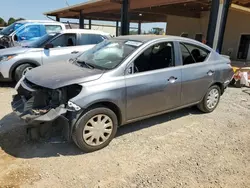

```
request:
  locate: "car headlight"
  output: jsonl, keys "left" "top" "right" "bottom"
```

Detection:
{"left": 0, "top": 54, "right": 17, "bottom": 62}
{"left": 67, "top": 101, "right": 81, "bottom": 111}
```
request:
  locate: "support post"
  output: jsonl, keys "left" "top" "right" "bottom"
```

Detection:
{"left": 206, "top": 0, "right": 232, "bottom": 53}
{"left": 138, "top": 21, "right": 141, "bottom": 34}
{"left": 121, "top": 0, "right": 130, "bottom": 35}
{"left": 89, "top": 19, "right": 92, "bottom": 29}
{"left": 116, "top": 21, "right": 119, "bottom": 36}
{"left": 217, "top": 0, "right": 232, "bottom": 53}
{"left": 206, "top": 0, "right": 220, "bottom": 48}
{"left": 165, "top": 16, "right": 168, "bottom": 35}
{"left": 79, "top": 10, "right": 84, "bottom": 29}
{"left": 56, "top": 16, "right": 60, "bottom": 22}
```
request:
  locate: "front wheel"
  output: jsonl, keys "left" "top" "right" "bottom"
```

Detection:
{"left": 197, "top": 85, "right": 221, "bottom": 113}
{"left": 73, "top": 107, "right": 118, "bottom": 152}
{"left": 14, "top": 64, "right": 34, "bottom": 82}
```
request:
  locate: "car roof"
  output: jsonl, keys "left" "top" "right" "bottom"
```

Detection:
{"left": 16, "top": 20, "right": 61, "bottom": 24}
{"left": 61, "top": 29, "right": 110, "bottom": 36}
{"left": 115, "top": 35, "right": 212, "bottom": 50}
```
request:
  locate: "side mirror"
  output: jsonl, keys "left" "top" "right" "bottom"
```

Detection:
{"left": 126, "top": 63, "right": 134, "bottom": 75}
{"left": 44, "top": 43, "right": 54, "bottom": 49}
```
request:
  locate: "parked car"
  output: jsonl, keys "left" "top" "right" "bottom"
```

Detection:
{"left": 0, "top": 27, "right": 4, "bottom": 31}
{"left": 0, "top": 20, "right": 66, "bottom": 49}
{"left": 0, "top": 29, "right": 111, "bottom": 81}
{"left": 12, "top": 35, "right": 234, "bottom": 152}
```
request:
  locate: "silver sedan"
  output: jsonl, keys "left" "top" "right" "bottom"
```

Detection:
{"left": 12, "top": 35, "right": 234, "bottom": 152}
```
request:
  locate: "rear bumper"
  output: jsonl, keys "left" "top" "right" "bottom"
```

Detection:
{"left": 11, "top": 94, "right": 67, "bottom": 125}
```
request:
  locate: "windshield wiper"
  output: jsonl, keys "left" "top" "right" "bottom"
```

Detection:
{"left": 76, "top": 60, "right": 95, "bottom": 69}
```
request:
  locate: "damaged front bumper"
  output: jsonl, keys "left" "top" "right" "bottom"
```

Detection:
{"left": 11, "top": 77, "right": 82, "bottom": 125}
{"left": 11, "top": 94, "right": 68, "bottom": 125}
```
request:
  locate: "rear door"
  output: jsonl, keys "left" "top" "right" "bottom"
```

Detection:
{"left": 125, "top": 41, "right": 182, "bottom": 120}
{"left": 42, "top": 33, "right": 77, "bottom": 64}
{"left": 179, "top": 42, "right": 214, "bottom": 105}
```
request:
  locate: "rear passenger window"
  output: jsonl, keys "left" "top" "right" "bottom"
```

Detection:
{"left": 45, "top": 25, "right": 62, "bottom": 33}
{"left": 79, "top": 34, "right": 105, "bottom": 45}
{"left": 180, "top": 43, "right": 210, "bottom": 65}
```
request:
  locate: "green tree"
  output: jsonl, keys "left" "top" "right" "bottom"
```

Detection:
{"left": 15, "top": 18, "right": 25, "bottom": 22}
{"left": 0, "top": 17, "right": 5, "bottom": 26}
{"left": 8, "top": 17, "right": 16, "bottom": 25}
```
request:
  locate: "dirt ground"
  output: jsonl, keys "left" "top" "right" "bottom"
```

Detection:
{"left": 0, "top": 83, "right": 250, "bottom": 188}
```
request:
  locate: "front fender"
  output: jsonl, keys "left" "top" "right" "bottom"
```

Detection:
{"left": 9, "top": 59, "right": 41, "bottom": 78}
{"left": 70, "top": 79, "right": 126, "bottom": 124}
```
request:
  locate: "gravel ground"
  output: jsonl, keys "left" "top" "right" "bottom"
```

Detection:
{"left": 0, "top": 84, "right": 250, "bottom": 188}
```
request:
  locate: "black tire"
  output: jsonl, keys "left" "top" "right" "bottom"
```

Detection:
{"left": 230, "top": 78, "right": 236, "bottom": 86}
{"left": 197, "top": 85, "right": 221, "bottom": 113}
{"left": 73, "top": 107, "right": 118, "bottom": 152}
{"left": 14, "top": 64, "right": 35, "bottom": 82}
{"left": 235, "top": 80, "right": 242, "bottom": 88}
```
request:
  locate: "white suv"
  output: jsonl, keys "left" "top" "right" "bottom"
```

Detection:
{"left": 0, "top": 29, "right": 111, "bottom": 81}
{"left": 0, "top": 20, "right": 66, "bottom": 49}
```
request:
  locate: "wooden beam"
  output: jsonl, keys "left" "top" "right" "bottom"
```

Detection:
{"left": 130, "top": 0, "right": 197, "bottom": 10}
{"left": 231, "top": 3, "right": 250, "bottom": 14}
{"left": 86, "top": 12, "right": 166, "bottom": 22}
{"left": 84, "top": 3, "right": 121, "bottom": 14}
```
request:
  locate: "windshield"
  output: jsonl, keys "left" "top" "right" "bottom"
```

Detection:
{"left": 77, "top": 39, "right": 142, "bottom": 70}
{"left": 23, "top": 33, "right": 59, "bottom": 48}
{"left": 0, "top": 22, "right": 25, "bottom": 36}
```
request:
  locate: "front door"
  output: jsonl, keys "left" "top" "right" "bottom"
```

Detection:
{"left": 42, "top": 33, "right": 78, "bottom": 64}
{"left": 179, "top": 42, "right": 214, "bottom": 105}
{"left": 125, "top": 41, "right": 182, "bottom": 120}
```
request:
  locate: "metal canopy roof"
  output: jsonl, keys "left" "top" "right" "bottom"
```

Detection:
{"left": 44, "top": 0, "right": 250, "bottom": 22}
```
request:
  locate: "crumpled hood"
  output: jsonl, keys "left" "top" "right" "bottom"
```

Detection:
{"left": 0, "top": 46, "right": 30, "bottom": 56}
{"left": 25, "top": 61, "right": 105, "bottom": 89}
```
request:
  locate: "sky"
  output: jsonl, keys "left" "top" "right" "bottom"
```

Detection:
{"left": 1, "top": 0, "right": 166, "bottom": 32}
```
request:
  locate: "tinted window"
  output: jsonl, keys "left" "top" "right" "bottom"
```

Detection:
{"left": 51, "top": 34, "right": 76, "bottom": 47}
{"left": 45, "top": 25, "right": 62, "bottom": 33}
{"left": 15, "top": 25, "right": 42, "bottom": 41}
{"left": 79, "top": 34, "right": 105, "bottom": 45}
{"left": 180, "top": 43, "right": 210, "bottom": 65}
{"left": 133, "top": 42, "right": 174, "bottom": 73}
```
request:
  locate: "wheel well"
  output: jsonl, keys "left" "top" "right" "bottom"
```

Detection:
{"left": 212, "top": 82, "right": 224, "bottom": 95}
{"left": 86, "top": 102, "right": 122, "bottom": 126}
{"left": 11, "top": 62, "right": 37, "bottom": 80}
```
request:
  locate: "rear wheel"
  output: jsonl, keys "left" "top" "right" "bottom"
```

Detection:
{"left": 198, "top": 85, "right": 221, "bottom": 113}
{"left": 14, "top": 64, "right": 35, "bottom": 82}
{"left": 73, "top": 107, "right": 118, "bottom": 152}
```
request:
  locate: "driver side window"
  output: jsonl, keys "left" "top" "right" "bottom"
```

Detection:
{"left": 50, "top": 34, "right": 76, "bottom": 48}
{"left": 132, "top": 42, "right": 175, "bottom": 74}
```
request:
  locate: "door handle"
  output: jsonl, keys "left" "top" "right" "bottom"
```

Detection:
{"left": 207, "top": 70, "right": 215, "bottom": 76}
{"left": 168, "top": 76, "right": 178, "bottom": 83}
{"left": 71, "top": 51, "right": 79, "bottom": 54}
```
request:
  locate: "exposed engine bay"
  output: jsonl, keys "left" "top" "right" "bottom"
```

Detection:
{"left": 12, "top": 77, "right": 83, "bottom": 141}
{"left": 0, "top": 36, "right": 15, "bottom": 49}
